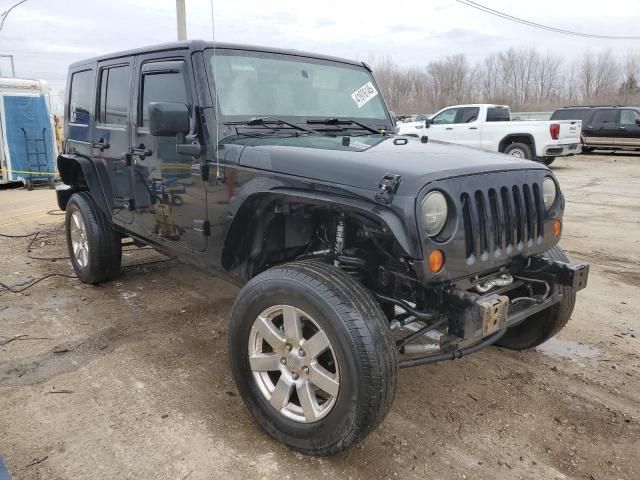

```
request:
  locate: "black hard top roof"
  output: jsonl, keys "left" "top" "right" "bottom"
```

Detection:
{"left": 69, "top": 40, "right": 366, "bottom": 70}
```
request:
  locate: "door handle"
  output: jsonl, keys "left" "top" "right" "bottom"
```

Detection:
{"left": 619, "top": 126, "right": 626, "bottom": 130}
{"left": 468, "top": 127, "right": 478, "bottom": 130}
{"left": 446, "top": 127, "right": 453, "bottom": 130}
{"left": 129, "top": 144, "right": 152, "bottom": 159}
{"left": 91, "top": 139, "right": 110, "bottom": 151}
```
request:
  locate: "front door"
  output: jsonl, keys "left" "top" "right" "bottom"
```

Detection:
{"left": 94, "top": 58, "right": 134, "bottom": 224}
{"left": 616, "top": 109, "right": 640, "bottom": 148}
{"left": 583, "top": 108, "right": 619, "bottom": 147}
{"left": 130, "top": 55, "right": 207, "bottom": 252}
{"left": 428, "top": 107, "right": 460, "bottom": 143}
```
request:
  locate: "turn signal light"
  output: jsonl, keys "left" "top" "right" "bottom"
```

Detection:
{"left": 428, "top": 249, "right": 444, "bottom": 273}
{"left": 553, "top": 219, "right": 562, "bottom": 238}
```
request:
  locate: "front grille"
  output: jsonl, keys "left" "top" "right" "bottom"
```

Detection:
{"left": 460, "top": 182, "right": 544, "bottom": 262}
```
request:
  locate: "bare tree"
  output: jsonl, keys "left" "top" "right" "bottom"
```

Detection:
{"left": 372, "top": 46, "right": 631, "bottom": 114}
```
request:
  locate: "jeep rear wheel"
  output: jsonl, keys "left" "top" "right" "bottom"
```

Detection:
{"left": 496, "top": 245, "right": 576, "bottom": 350}
{"left": 228, "top": 261, "right": 397, "bottom": 456}
{"left": 65, "top": 192, "right": 122, "bottom": 284}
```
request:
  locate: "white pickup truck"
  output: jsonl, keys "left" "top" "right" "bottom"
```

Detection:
{"left": 396, "top": 104, "right": 581, "bottom": 165}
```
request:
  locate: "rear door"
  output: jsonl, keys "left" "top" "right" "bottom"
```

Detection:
{"left": 94, "top": 58, "right": 134, "bottom": 224}
{"left": 583, "top": 109, "right": 618, "bottom": 147}
{"left": 130, "top": 53, "right": 207, "bottom": 252}
{"left": 428, "top": 107, "right": 460, "bottom": 142}
{"left": 616, "top": 109, "right": 640, "bottom": 147}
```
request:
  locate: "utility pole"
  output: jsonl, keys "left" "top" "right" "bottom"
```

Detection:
{"left": 176, "top": 0, "right": 186, "bottom": 41}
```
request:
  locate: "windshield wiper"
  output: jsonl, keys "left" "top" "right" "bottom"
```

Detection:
{"left": 224, "top": 117, "right": 316, "bottom": 135}
{"left": 307, "top": 117, "right": 382, "bottom": 135}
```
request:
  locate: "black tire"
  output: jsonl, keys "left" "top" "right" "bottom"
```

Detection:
{"left": 504, "top": 142, "right": 533, "bottom": 160}
{"left": 496, "top": 245, "right": 576, "bottom": 350}
{"left": 65, "top": 192, "right": 122, "bottom": 284}
{"left": 228, "top": 261, "right": 398, "bottom": 456}
{"left": 25, "top": 178, "right": 34, "bottom": 191}
{"left": 543, "top": 157, "right": 555, "bottom": 166}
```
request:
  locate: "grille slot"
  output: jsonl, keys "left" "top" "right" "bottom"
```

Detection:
{"left": 463, "top": 182, "right": 543, "bottom": 262}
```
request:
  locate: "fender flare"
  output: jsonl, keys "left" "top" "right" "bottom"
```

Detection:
{"left": 222, "top": 189, "right": 418, "bottom": 269}
{"left": 57, "top": 153, "right": 111, "bottom": 215}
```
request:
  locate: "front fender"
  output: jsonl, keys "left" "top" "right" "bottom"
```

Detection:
{"left": 223, "top": 188, "right": 418, "bottom": 262}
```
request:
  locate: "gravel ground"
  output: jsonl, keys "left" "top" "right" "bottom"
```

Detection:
{"left": 0, "top": 153, "right": 639, "bottom": 480}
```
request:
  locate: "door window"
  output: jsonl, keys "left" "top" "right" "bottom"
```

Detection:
{"left": 486, "top": 107, "right": 510, "bottom": 122}
{"left": 620, "top": 109, "right": 640, "bottom": 126}
{"left": 591, "top": 109, "right": 618, "bottom": 127}
{"left": 140, "top": 69, "right": 189, "bottom": 126}
{"left": 460, "top": 107, "right": 479, "bottom": 123}
{"left": 431, "top": 108, "right": 459, "bottom": 125}
{"left": 69, "top": 69, "right": 94, "bottom": 126}
{"left": 97, "top": 65, "right": 131, "bottom": 126}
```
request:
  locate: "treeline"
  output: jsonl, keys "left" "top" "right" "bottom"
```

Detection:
{"left": 371, "top": 47, "right": 640, "bottom": 114}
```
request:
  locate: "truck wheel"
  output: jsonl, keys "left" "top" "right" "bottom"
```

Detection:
{"left": 228, "top": 261, "right": 397, "bottom": 456}
{"left": 496, "top": 245, "right": 576, "bottom": 350}
{"left": 504, "top": 142, "right": 533, "bottom": 160}
{"left": 25, "top": 178, "right": 34, "bottom": 191}
{"left": 543, "top": 157, "right": 555, "bottom": 166}
{"left": 65, "top": 192, "right": 122, "bottom": 284}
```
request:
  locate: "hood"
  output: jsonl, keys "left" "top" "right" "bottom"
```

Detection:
{"left": 220, "top": 134, "right": 548, "bottom": 194}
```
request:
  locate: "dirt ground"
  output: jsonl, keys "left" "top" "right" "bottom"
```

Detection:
{"left": 1, "top": 153, "right": 639, "bottom": 480}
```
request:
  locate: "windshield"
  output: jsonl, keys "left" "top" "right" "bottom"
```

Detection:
{"left": 207, "top": 49, "right": 389, "bottom": 124}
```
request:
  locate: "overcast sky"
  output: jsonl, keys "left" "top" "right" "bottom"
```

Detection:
{"left": 1, "top": 0, "right": 639, "bottom": 112}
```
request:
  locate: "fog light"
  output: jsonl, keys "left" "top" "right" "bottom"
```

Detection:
{"left": 553, "top": 219, "right": 562, "bottom": 238}
{"left": 428, "top": 249, "right": 444, "bottom": 273}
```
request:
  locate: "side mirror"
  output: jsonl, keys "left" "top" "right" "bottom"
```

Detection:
{"left": 636, "top": 118, "right": 640, "bottom": 126}
{"left": 389, "top": 110, "right": 398, "bottom": 125}
{"left": 148, "top": 102, "right": 190, "bottom": 136}
{"left": 424, "top": 118, "right": 431, "bottom": 129}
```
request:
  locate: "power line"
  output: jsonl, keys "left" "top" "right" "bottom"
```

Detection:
{"left": 454, "top": 0, "right": 640, "bottom": 40}
{"left": 0, "top": 0, "right": 28, "bottom": 32}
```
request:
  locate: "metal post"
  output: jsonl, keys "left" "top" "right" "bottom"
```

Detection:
{"left": 176, "top": 0, "right": 186, "bottom": 41}
{"left": 0, "top": 54, "right": 15, "bottom": 77}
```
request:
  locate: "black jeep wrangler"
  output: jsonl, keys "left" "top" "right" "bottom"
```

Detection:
{"left": 57, "top": 40, "right": 588, "bottom": 456}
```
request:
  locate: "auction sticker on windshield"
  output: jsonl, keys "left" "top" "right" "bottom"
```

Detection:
{"left": 351, "top": 81, "right": 378, "bottom": 108}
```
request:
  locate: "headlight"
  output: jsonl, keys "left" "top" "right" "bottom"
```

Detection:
{"left": 543, "top": 177, "right": 557, "bottom": 209}
{"left": 421, "top": 191, "right": 448, "bottom": 236}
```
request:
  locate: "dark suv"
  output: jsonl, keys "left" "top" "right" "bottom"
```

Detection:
{"left": 58, "top": 41, "right": 588, "bottom": 456}
{"left": 551, "top": 106, "right": 640, "bottom": 152}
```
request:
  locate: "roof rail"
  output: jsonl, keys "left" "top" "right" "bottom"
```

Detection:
{"left": 558, "top": 105, "right": 620, "bottom": 108}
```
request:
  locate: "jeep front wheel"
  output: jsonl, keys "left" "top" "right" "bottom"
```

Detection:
{"left": 65, "top": 192, "right": 122, "bottom": 284}
{"left": 228, "top": 261, "right": 397, "bottom": 456}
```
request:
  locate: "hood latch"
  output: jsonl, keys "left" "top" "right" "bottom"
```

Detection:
{"left": 374, "top": 173, "right": 402, "bottom": 205}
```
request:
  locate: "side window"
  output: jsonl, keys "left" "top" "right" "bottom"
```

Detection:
{"left": 486, "top": 107, "right": 510, "bottom": 122}
{"left": 431, "top": 108, "right": 458, "bottom": 125}
{"left": 591, "top": 109, "right": 618, "bottom": 127}
{"left": 140, "top": 69, "right": 189, "bottom": 127}
{"left": 620, "top": 109, "right": 640, "bottom": 126}
{"left": 460, "top": 107, "right": 479, "bottom": 123}
{"left": 69, "top": 69, "right": 94, "bottom": 126}
{"left": 97, "top": 65, "right": 131, "bottom": 126}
